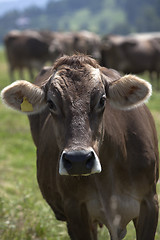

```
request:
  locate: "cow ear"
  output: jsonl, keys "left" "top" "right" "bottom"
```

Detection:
{"left": 107, "top": 75, "right": 152, "bottom": 110}
{"left": 1, "top": 80, "right": 46, "bottom": 114}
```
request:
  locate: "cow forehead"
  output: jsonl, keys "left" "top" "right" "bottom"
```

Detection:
{"left": 51, "top": 65, "right": 102, "bottom": 92}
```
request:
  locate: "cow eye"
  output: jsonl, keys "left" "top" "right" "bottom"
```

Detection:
{"left": 47, "top": 99, "right": 57, "bottom": 112}
{"left": 98, "top": 95, "right": 106, "bottom": 109}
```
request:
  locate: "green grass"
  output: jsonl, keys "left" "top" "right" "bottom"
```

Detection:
{"left": 0, "top": 48, "right": 160, "bottom": 240}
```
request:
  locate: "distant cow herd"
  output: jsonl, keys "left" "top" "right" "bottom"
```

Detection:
{"left": 4, "top": 30, "right": 160, "bottom": 89}
{"left": 4, "top": 30, "right": 101, "bottom": 81}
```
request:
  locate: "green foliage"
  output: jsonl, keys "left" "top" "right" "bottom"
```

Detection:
{"left": 0, "top": 48, "right": 160, "bottom": 239}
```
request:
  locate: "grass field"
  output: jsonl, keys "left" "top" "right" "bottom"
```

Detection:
{"left": 0, "top": 48, "right": 160, "bottom": 240}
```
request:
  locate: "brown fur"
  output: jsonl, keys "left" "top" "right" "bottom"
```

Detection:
{"left": 1, "top": 55, "right": 159, "bottom": 240}
{"left": 4, "top": 30, "right": 53, "bottom": 81}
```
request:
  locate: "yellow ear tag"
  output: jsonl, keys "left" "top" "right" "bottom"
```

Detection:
{"left": 21, "top": 97, "right": 33, "bottom": 112}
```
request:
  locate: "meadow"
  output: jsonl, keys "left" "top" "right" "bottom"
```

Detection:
{"left": 0, "top": 48, "right": 160, "bottom": 240}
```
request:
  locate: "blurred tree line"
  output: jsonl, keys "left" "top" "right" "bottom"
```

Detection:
{"left": 0, "top": 0, "right": 160, "bottom": 44}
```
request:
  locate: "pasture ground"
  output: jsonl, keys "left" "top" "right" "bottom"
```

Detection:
{"left": 0, "top": 49, "right": 160, "bottom": 239}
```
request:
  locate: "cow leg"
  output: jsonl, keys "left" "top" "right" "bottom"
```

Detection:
{"left": 109, "top": 228, "right": 126, "bottom": 240}
{"left": 149, "top": 71, "right": 153, "bottom": 84}
{"left": 156, "top": 71, "right": 160, "bottom": 90}
{"left": 67, "top": 220, "right": 97, "bottom": 240}
{"left": 9, "top": 65, "right": 14, "bottom": 82}
{"left": 19, "top": 68, "right": 24, "bottom": 80}
{"left": 133, "top": 191, "right": 159, "bottom": 240}
{"left": 28, "top": 66, "right": 34, "bottom": 80}
{"left": 65, "top": 202, "right": 97, "bottom": 240}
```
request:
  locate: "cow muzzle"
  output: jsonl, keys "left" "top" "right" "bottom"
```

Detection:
{"left": 59, "top": 148, "right": 101, "bottom": 176}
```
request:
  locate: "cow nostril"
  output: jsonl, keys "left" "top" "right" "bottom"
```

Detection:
{"left": 64, "top": 159, "right": 72, "bottom": 170}
{"left": 62, "top": 154, "right": 72, "bottom": 170}
{"left": 86, "top": 152, "right": 95, "bottom": 170}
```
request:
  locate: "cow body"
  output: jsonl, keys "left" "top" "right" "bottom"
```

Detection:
{"left": 1, "top": 55, "right": 159, "bottom": 240}
{"left": 49, "top": 30, "right": 101, "bottom": 61}
{"left": 4, "top": 30, "right": 54, "bottom": 81}
{"left": 29, "top": 102, "right": 158, "bottom": 240}
{"left": 72, "top": 31, "right": 101, "bottom": 61}
{"left": 4, "top": 30, "right": 101, "bottom": 82}
{"left": 101, "top": 34, "right": 160, "bottom": 84}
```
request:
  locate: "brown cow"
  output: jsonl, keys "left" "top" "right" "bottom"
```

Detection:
{"left": 4, "top": 30, "right": 57, "bottom": 82}
{"left": 1, "top": 55, "right": 159, "bottom": 240}
{"left": 101, "top": 34, "right": 160, "bottom": 88}
{"left": 49, "top": 31, "right": 101, "bottom": 62}
{"left": 73, "top": 31, "right": 101, "bottom": 61}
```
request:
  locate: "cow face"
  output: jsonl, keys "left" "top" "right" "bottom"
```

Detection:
{"left": 46, "top": 64, "right": 105, "bottom": 176}
{"left": 1, "top": 55, "right": 152, "bottom": 176}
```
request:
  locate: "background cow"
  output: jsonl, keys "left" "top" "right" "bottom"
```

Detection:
{"left": 48, "top": 30, "right": 101, "bottom": 61}
{"left": 1, "top": 55, "right": 159, "bottom": 240}
{"left": 101, "top": 34, "right": 160, "bottom": 89}
{"left": 4, "top": 30, "right": 101, "bottom": 82}
{"left": 4, "top": 30, "right": 52, "bottom": 81}
{"left": 72, "top": 31, "right": 101, "bottom": 61}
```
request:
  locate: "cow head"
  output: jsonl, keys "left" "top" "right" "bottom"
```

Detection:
{"left": 1, "top": 55, "right": 152, "bottom": 176}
